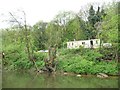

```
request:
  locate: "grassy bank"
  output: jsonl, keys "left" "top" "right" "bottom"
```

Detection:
{"left": 56, "top": 48, "right": 118, "bottom": 75}
{"left": 3, "top": 46, "right": 118, "bottom": 75}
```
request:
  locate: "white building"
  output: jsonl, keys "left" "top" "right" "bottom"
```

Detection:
{"left": 67, "top": 39, "right": 100, "bottom": 49}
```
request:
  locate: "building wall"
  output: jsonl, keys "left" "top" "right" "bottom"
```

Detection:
{"left": 67, "top": 39, "right": 100, "bottom": 49}
{"left": 91, "top": 39, "right": 100, "bottom": 48}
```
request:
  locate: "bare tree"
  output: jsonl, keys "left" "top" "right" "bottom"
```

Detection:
{"left": 9, "top": 11, "right": 40, "bottom": 72}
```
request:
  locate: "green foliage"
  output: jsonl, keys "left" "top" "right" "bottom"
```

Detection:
{"left": 45, "top": 22, "right": 62, "bottom": 48}
{"left": 35, "top": 61, "right": 45, "bottom": 69}
{"left": 3, "top": 44, "right": 32, "bottom": 70}
{"left": 87, "top": 5, "right": 107, "bottom": 39}
{"left": 99, "top": 45, "right": 118, "bottom": 60}
{"left": 33, "top": 52, "right": 47, "bottom": 69}
{"left": 100, "top": 3, "right": 118, "bottom": 43}
{"left": 2, "top": 28, "right": 46, "bottom": 70}
{"left": 34, "top": 52, "right": 47, "bottom": 61}
{"left": 32, "top": 21, "right": 48, "bottom": 50}
{"left": 91, "top": 61, "right": 118, "bottom": 75}
{"left": 84, "top": 49, "right": 103, "bottom": 61}
{"left": 59, "top": 48, "right": 103, "bottom": 61}
{"left": 57, "top": 48, "right": 118, "bottom": 75}
{"left": 66, "top": 17, "right": 87, "bottom": 41}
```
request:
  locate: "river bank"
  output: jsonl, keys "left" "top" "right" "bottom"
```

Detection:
{"left": 2, "top": 70, "right": 118, "bottom": 88}
{"left": 3, "top": 67, "right": 119, "bottom": 79}
{"left": 2, "top": 47, "right": 119, "bottom": 76}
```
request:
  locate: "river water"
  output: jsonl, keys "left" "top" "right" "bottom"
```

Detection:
{"left": 2, "top": 71, "right": 118, "bottom": 88}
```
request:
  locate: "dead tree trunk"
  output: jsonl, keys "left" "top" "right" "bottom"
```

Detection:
{"left": 44, "top": 45, "right": 57, "bottom": 73}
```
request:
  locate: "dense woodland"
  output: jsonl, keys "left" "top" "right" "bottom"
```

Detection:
{"left": 1, "top": 2, "right": 119, "bottom": 75}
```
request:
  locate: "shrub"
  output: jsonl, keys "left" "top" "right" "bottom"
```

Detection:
{"left": 3, "top": 43, "right": 47, "bottom": 70}
{"left": 57, "top": 48, "right": 118, "bottom": 75}
{"left": 58, "top": 55, "right": 94, "bottom": 74}
{"left": 33, "top": 52, "right": 47, "bottom": 69}
{"left": 99, "top": 46, "right": 117, "bottom": 60}
{"left": 83, "top": 49, "right": 103, "bottom": 61}
{"left": 33, "top": 52, "right": 47, "bottom": 61}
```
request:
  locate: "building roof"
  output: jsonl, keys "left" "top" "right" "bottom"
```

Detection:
{"left": 67, "top": 39, "right": 100, "bottom": 43}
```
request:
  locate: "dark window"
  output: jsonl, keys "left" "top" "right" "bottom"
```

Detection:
{"left": 82, "top": 42, "right": 85, "bottom": 45}
{"left": 72, "top": 43, "right": 74, "bottom": 46}
{"left": 96, "top": 40, "right": 98, "bottom": 44}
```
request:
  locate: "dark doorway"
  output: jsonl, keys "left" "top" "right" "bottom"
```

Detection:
{"left": 90, "top": 40, "right": 93, "bottom": 48}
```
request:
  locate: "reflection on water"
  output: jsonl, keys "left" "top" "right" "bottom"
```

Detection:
{"left": 2, "top": 71, "right": 118, "bottom": 88}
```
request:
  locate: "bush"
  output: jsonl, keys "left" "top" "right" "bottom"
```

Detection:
{"left": 90, "top": 61, "right": 118, "bottom": 75}
{"left": 58, "top": 55, "right": 94, "bottom": 74}
{"left": 33, "top": 52, "right": 47, "bottom": 69}
{"left": 33, "top": 52, "right": 47, "bottom": 61}
{"left": 3, "top": 44, "right": 34, "bottom": 70}
{"left": 99, "top": 45, "right": 117, "bottom": 60}
{"left": 58, "top": 48, "right": 103, "bottom": 62}
{"left": 57, "top": 48, "right": 118, "bottom": 75}
{"left": 3, "top": 43, "right": 47, "bottom": 70}
{"left": 83, "top": 49, "right": 103, "bottom": 61}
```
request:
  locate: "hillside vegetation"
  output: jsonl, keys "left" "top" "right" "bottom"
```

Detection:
{"left": 1, "top": 2, "right": 119, "bottom": 75}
